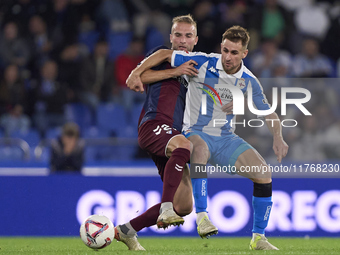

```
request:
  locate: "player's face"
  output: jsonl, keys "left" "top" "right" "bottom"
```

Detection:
{"left": 170, "top": 22, "right": 198, "bottom": 52}
{"left": 220, "top": 39, "right": 248, "bottom": 74}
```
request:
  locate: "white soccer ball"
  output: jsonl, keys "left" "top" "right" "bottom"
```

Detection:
{"left": 80, "top": 215, "right": 115, "bottom": 250}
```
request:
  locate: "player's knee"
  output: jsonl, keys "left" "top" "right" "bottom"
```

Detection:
{"left": 170, "top": 136, "right": 191, "bottom": 151}
{"left": 252, "top": 177, "right": 272, "bottom": 184}
{"left": 177, "top": 139, "right": 191, "bottom": 151}
{"left": 192, "top": 143, "right": 209, "bottom": 161}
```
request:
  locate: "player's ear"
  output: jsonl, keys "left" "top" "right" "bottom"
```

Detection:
{"left": 170, "top": 33, "right": 173, "bottom": 43}
{"left": 194, "top": 36, "right": 198, "bottom": 45}
{"left": 242, "top": 49, "right": 248, "bottom": 59}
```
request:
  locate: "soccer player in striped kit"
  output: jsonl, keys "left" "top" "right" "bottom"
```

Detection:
{"left": 127, "top": 25, "right": 289, "bottom": 250}
{"left": 114, "top": 15, "right": 200, "bottom": 250}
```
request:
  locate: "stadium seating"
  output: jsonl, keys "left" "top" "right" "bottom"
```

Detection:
{"left": 82, "top": 126, "right": 109, "bottom": 138}
{"left": 0, "top": 146, "right": 25, "bottom": 161}
{"left": 131, "top": 102, "right": 144, "bottom": 128}
{"left": 107, "top": 31, "right": 132, "bottom": 60}
{"left": 10, "top": 129, "right": 41, "bottom": 147}
{"left": 45, "top": 127, "right": 62, "bottom": 139}
{"left": 65, "top": 103, "right": 93, "bottom": 130}
{"left": 78, "top": 30, "right": 100, "bottom": 53}
{"left": 96, "top": 103, "right": 127, "bottom": 136}
{"left": 145, "top": 27, "right": 164, "bottom": 53}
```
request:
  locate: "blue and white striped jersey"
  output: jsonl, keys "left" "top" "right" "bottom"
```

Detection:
{"left": 171, "top": 50, "right": 271, "bottom": 136}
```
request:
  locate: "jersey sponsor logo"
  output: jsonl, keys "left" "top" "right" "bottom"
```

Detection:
{"left": 217, "top": 87, "right": 233, "bottom": 102}
{"left": 197, "top": 82, "right": 223, "bottom": 106}
{"left": 153, "top": 124, "right": 173, "bottom": 135}
{"left": 208, "top": 66, "right": 217, "bottom": 73}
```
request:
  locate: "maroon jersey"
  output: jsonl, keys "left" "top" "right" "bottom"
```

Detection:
{"left": 138, "top": 46, "right": 188, "bottom": 132}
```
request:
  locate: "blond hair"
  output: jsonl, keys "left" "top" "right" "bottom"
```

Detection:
{"left": 172, "top": 14, "right": 197, "bottom": 34}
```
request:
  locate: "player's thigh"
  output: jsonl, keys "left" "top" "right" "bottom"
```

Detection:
{"left": 173, "top": 164, "right": 193, "bottom": 215}
{"left": 187, "top": 134, "right": 210, "bottom": 164}
{"left": 139, "top": 120, "right": 182, "bottom": 157}
{"left": 235, "top": 148, "right": 272, "bottom": 183}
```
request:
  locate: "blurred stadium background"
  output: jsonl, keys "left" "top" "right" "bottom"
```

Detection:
{"left": 0, "top": 0, "right": 339, "bottom": 238}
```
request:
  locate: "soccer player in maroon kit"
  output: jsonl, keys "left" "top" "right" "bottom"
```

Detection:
{"left": 114, "top": 15, "right": 199, "bottom": 250}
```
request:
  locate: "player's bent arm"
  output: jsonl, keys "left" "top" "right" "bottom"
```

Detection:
{"left": 140, "top": 61, "right": 199, "bottom": 84}
{"left": 126, "top": 49, "right": 173, "bottom": 92}
{"left": 140, "top": 69, "right": 178, "bottom": 84}
{"left": 135, "top": 49, "right": 173, "bottom": 75}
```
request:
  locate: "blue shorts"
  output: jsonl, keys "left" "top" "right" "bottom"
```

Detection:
{"left": 184, "top": 130, "right": 253, "bottom": 174}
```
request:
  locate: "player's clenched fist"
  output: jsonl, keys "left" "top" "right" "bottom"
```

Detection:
{"left": 126, "top": 68, "right": 144, "bottom": 93}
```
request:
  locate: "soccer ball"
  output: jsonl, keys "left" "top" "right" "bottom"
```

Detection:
{"left": 80, "top": 215, "right": 115, "bottom": 250}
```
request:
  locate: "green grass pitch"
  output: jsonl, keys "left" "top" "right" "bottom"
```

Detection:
{"left": 1, "top": 237, "right": 340, "bottom": 254}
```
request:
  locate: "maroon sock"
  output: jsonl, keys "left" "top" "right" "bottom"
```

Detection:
{"left": 129, "top": 202, "right": 185, "bottom": 232}
{"left": 130, "top": 203, "right": 161, "bottom": 232}
{"left": 161, "top": 148, "right": 190, "bottom": 203}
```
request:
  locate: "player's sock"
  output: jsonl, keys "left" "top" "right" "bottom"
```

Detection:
{"left": 190, "top": 164, "right": 208, "bottom": 214}
{"left": 196, "top": 211, "right": 208, "bottom": 225}
{"left": 130, "top": 203, "right": 161, "bottom": 232}
{"left": 192, "top": 178, "right": 208, "bottom": 213}
{"left": 252, "top": 182, "right": 273, "bottom": 234}
{"left": 130, "top": 202, "right": 185, "bottom": 232}
{"left": 161, "top": 148, "right": 190, "bottom": 203}
{"left": 160, "top": 202, "right": 173, "bottom": 214}
{"left": 118, "top": 222, "right": 137, "bottom": 236}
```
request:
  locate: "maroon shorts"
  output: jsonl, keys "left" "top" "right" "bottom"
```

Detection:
{"left": 138, "top": 120, "right": 182, "bottom": 180}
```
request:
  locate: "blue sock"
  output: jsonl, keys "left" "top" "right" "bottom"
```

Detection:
{"left": 192, "top": 178, "right": 208, "bottom": 213}
{"left": 252, "top": 196, "right": 272, "bottom": 234}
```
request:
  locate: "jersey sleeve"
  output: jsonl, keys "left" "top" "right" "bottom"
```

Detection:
{"left": 171, "top": 51, "right": 211, "bottom": 70}
{"left": 248, "top": 77, "right": 271, "bottom": 114}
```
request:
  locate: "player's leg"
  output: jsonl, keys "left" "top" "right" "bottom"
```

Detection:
{"left": 117, "top": 164, "right": 192, "bottom": 233}
{"left": 173, "top": 163, "right": 193, "bottom": 215}
{"left": 188, "top": 134, "right": 218, "bottom": 238}
{"left": 115, "top": 159, "right": 193, "bottom": 250}
{"left": 136, "top": 120, "right": 191, "bottom": 228}
{"left": 156, "top": 134, "right": 191, "bottom": 228}
{"left": 235, "top": 149, "right": 278, "bottom": 250}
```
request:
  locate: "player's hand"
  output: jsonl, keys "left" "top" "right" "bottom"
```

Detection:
{"left": 173, "top": 60, "right": 198, "bottom": 77}
{"left": 272, "top": 136, "right": 289, "bottom": 163}
{"left": 126, "top": 68, "right": 144, "bottom": 93}
{"left": 222, "top": 101, "right": 233, "bottom": 115}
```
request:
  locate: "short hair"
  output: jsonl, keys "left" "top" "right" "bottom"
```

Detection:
{"left": 172, "top": 14, "right": 197, "bottom": 34}
{"left": 62, "top": 122, "right": 80, "bottom": 137}
{"left": 222, "top": 25, "right": 250, "bottom": 49}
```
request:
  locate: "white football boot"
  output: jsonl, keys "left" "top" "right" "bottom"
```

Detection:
{"left": 249, "top": 233, "right": 279, "bottom": 250}
{"left": 197, "top": 216, "right": 218, "bottom": 238}
{"left": 115, "top": 225, "right": 145, "bottom": 251}
{"left": 156, "top": 209, "right": 184, "bottom": 229}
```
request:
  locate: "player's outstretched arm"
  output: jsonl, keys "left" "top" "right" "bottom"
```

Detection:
{"left": 126, "top": 49, "right": 174, "bottom": 93}
{"left": 265, "top": 112, "right": 289, "bottom": 163}
{"left": 141, "top": 61, "right": 198, "bottom": 85}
